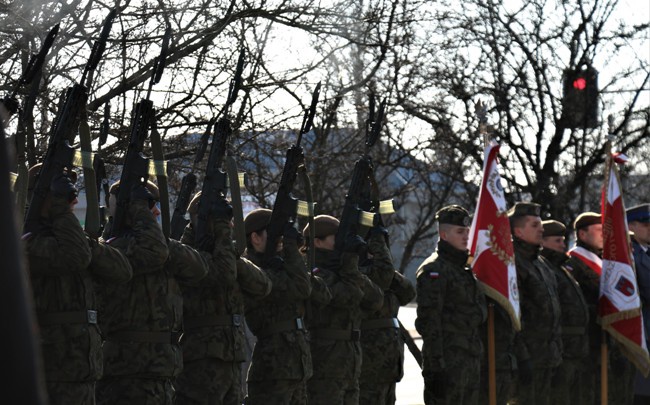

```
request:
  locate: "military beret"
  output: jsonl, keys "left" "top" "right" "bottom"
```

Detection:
{"left": 573, "top": 212, "right": 601, "bottom": 230}
{"left": 436, "top": 205, "right": 471, "bottom": 226}
{"left": 244, "top": 208, "right": 272, "bottom": 235}
{"left": 507, "top": 202, "right": 541, "bottom": 218}
{"left": 302, "top": 215, "right": 340, "bottom": 239}
{"left": 28, "top": 163, "right": 78, "bottom": 191}
{"left": 187, "top": 191, "right": 202, "bottom": 216}
{"left": 542, "top": 219, "right": 566, "bottom": 237}
{"left": 627, "top": 204, "right": 650, "bottom": 223}
{"left": 108, "top": 179, "right": 160, "bottom": 201}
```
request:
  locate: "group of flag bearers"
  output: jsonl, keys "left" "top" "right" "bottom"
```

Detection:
{"left": 415, "top": 112, "right": 650, "bottom": 404}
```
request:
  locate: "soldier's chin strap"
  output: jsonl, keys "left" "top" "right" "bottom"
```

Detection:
{"left": 226, "top": 155, "right": 246, "bottom": 256}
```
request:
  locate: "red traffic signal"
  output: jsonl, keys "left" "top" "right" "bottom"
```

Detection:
{"left": 572, "top": 77, "right": 587, "bottom": 90}
{"left": 561, "top": 66, "right": 599, "bottom": 129}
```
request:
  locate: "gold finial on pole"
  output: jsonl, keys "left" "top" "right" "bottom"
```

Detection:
{"left": 475, "top": 100, "right": 490, "bottom": 147}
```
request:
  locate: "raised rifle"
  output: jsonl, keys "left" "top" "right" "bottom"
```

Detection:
{"left": 263, "top": 82, "right": 321, "bottom": 263}
{"left": 194, "top": 49, "right": 245, "bottom": 247}
{"left": 93, "top": 102, "right": 111, "bottom": 233}
{"left": 110, "top": 25, "right": 171, "bottom": 238}
{"left": 23, "top": 11, "right": 116, "bottom": 234}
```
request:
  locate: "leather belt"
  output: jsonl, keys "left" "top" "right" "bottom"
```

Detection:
{"left": 108, "top": 331, "right": 183, "bottom": 344}
{"left": 184, "top": 314, "right": 242, "bottom": 330}
{"left": 257, "top": 317, "right": 305, "bottom": 338}
{"left": 311, "top": 328, "right": 361, "bottom": 341}
{"left": 38, "top": 310, "right": 98, "bottom": 326}
{"left": 361, "top": 317, "right": 399, "bottom": 330}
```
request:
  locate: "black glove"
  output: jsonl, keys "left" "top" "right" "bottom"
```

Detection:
{"left": 196, "top": 234, "right": 215, "bottom": 253}
{"left": 1, "top": 97, "right": 19, "bottom": 116}
{"left": 283, "top": 223, "right": 304, "bottom": 246}
{"left": 265, "top": 255, "right": 284, "bottom": 271}
{"left": 130, "top": 183, "right": 155, "bottom": 209}
{"left": 518, "top": 358, "right": 533, "bottom": 386}
{"left": 430, "top": 371, "right": 447, "bottom": 399}
{"left": 211, "top": 198, "right": 233, "bottom": 221}
{"left": 50, "top": 173, "right": 78, "bottom": 202}
{"left": 343, "top": 233, "right": 367, "bottom": 254}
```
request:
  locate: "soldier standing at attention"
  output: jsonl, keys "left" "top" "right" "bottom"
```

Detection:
{"left": 416, "top": 204, "right": 487, "bottom": 405}
{"left": 303, "top": 214, "right": 384, "bottom": 405}
{"left": 508, "top": 202, "right": 561, "bottom": 405}
{"left": 359, "top": 215, "right": 416, "bottom": 405}
{"left": 567, "top": 211, "right": 635, "bottom": 405}
{"left": 627, "top": 204, "right": 650, "bottom": 404}
{"left": 540, "top": 219, "right": 589, "bottom": 405}
{"left": 240, "top": 208, "right": 312, "bottom": 404}
{"left": 96, "top": 180, "right": 208, "bottom": 404}
{"left": 24, "top": 171, "right": 133, "bottom": 405}
{"left": 174, "top": 193, "right": 272, "bottom": 405}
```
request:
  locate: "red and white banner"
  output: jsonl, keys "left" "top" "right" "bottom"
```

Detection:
{"left": 600, "top": 152, "right": 650, "bottom": 376}
{"left": 469, "top": 142, "right": 521, "bottom": 331}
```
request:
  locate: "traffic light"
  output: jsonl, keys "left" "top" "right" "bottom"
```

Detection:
{"left": 561, "top": 66, "right": 599, "bottom": 129}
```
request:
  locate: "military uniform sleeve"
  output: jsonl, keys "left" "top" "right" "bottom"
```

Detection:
{"left": 25, "top": 197, "right": 91, "bottom": 276}
{"left": 112, "top": 200, "right": 169, "bottom": 273}
{"left": 167, "top": 238, "right": 209, "bottom": 283}
{"left": 237, "top": 256, "right": 272, "bottom": 299}
{"left": 359, "top": 274, "right": 384, "bottom": 311}
{"left": 322, "top": 253, "right": 364, "bottom": 308}
{"left": 365, "top": 232, "right": 396, "bottom": 290}
{"left": 391, "top": 271, "right": 416, "bottom": 305}
{"left": 415, "top": 262, "right": 446, "bottom": 367}
{"left": 513, "top": 263, "right": 531, "bottom": 362}
{"left": 309, "top": 274, "right": 332, "bottom": 305}
{"left": 88, "top": 237, "right": 132, "bottom": 283}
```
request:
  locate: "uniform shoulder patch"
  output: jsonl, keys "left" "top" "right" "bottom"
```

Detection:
{"left": 429, "top": 271, "right": 440, "bottom": 279}
{"left": 312, "top": 267, "right": 321, "bottom": 275}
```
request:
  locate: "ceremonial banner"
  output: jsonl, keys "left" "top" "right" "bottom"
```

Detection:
{"left": 469, "top": 141, "right": 521, "bottom": 331}
{"left": 600, "top": 152, "right": 650, "bottom": 376}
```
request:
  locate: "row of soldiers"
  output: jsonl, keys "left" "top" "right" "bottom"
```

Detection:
{"left": 416, "top": 201, "right": 650, "bottom": 405}
{"left": 21, "top": 161, "right": 416, "bottom": 405}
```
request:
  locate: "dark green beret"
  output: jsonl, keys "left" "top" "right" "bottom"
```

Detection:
{"left": 573, "top": 212, "right": 601, "bottom": 230}
{"left": 302, "top": 215, "right": 340, "bottom": 239}
{"left": 542, "top": 219, "right": 566, "bottom": 237}
{"left": 627, "top": 204, "right": 650, "bottom": 223}
{"left": 244, "top": 208, "right": 272, "bottom": 235}
{"left": 436, "top": 205, "right": 471, "bottom": 226}
{"left": 109, "top": 179, "right": 160, "bottom": 200}
{"left": 507, "top": 202, "right": 541, "bottom": 218}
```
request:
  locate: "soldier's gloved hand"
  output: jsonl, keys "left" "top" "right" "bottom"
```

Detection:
{"left": 50, "top": 173, "right": 78, "bottom": 203}
{"left": 210, "top": 198, "right": 233, "bottom": 221}
{"left": 283, "top": 224, "right": 303, "bottom": 246}
{"left": 196, "top": 233, "right": 215, "bottom": 253}
{"left": 130, "top": 183, "right": 155, "bottom": 209}
{"left": 343, "top": 233, "right": 367, "bottom": 254}
{"left": 265, "top": 255, "right": 284, "bottom": 271}
{"left": 518, "top": 358, "right": 533, "bottom": 385}
{"left": 1, "top": 96, "right": 19, "bottom": 116}
{"left": 369, "top": 213, "right": 389, "bottom": 239}
{"left": 430, "top": 371, "right": 447, "bottom": 399}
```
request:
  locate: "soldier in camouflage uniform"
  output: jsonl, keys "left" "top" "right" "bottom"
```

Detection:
{"left": 96, "top": 180, "right": 209, "bottom": 404}
{"left": 359, "top": 218, "right": 416, "bottom": 405}
{"left": 508, "top": 202, "right": 562, "bottom": 405}
{"left": 175, "top": 193, "right": 272, "bottom": 405}
{"left": 540, "top": 220, "right": 589, "bottom": 405}
{"left": 24, "top": 172, "right": 132, "bottom": 405}
{"left": 416, "top": 205, "right": 487, "bottom": 405}
{"left": 302, "top": 215, "right": 384, "bottom": 405}
{"left": 566, "top": 212, "right": 635, "bottom": 405}
{"left": 240, "top": 208, "right": 313, "bottom": 404}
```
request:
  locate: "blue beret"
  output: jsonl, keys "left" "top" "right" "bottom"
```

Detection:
{"left": 627, "top": 204, "right": 650, "bottom": 223}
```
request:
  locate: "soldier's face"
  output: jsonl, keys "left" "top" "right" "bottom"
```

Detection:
{"left": 629, "top": 222, "right": 650, "bottom": 245}
{"left": 440, "top": 225, "right": 469, "bottom": 251}
{"left": 580, "top": 223, "right": 603, "bottom": 250}
{"left": 542, "top": 235, "right": 566, "bottom": 253}
{"left": 314, "top": 234, "right": 336, "bottom": 251}
{"left": 515, "top": 216, "right": 544, "bottom": 245}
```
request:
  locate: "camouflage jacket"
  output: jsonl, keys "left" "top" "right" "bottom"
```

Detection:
{"left": 415, "top": 240, "right": 487, "bottom": 371}
{"left": 25, "top": 196, "right": 132, "bottom": 382}
{"left": 565, "top": 241, "right": 602, "bottom": 352}
{"left": 99, "top": 200, "right": 208, "bottom": 378}
{"left": 513, "top": 239, "right": 562, "bottom": 368}
{"left": 360, "top": 232, "right": 415, "bottom": 383}
{"left": 541, "top": 247, "right": 589, "bottom": 359}
{"left": 480, "top": 297, "right": 518, "bottom": 371}
{"left": 308, "top": 247, "right": 384, "bottom": 380}
{"left": 243, "top": 239, "right": 313, "bottom": 382}
{"left": 179, "top": 221, "right": 272, "bottom": 363}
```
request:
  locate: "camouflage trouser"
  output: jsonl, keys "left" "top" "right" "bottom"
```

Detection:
{"left": 550, "top": 357, "right": 585, "bottom": 405}
{"left": 175, "top": 358, "right": 241, "bottom": 405}
{"left": 511, "top": 367, "right": 553, "bottom": 405}
{"left": 307, "top": 377, "right": 359, "bottom": 405}
{"left": 96, "top": 376, "right": 174, "bottom": 405}
{"left": 423, "top": 347, "right": 480, "bottom": 405}
{"left": 478, "top": 369, "right": 514, "bottom": 405}
{"left": 46, "top": 381, "right": 94, "bottom": 405}
{"left": 359, "top": 380, "right": 396, "bottom": 405}
{"left": 246, "top": 378, "right": 307, "bottom": 405}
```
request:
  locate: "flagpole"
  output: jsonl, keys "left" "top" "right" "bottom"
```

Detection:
{"left": 475, "top": 100, "right": 497, "bottom": 405}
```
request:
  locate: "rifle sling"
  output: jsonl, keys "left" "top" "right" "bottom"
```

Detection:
{"left": 150, "top": 120, "right": 170, "bottom": 239}
{"left": 79, "top": 113, "right": 101, "bottom": 238}
{"left": 226, "top": 156, "right": 246, "bottom": 256}
{"left": 298, "top": 165, "right": 316, "bottom": 274}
